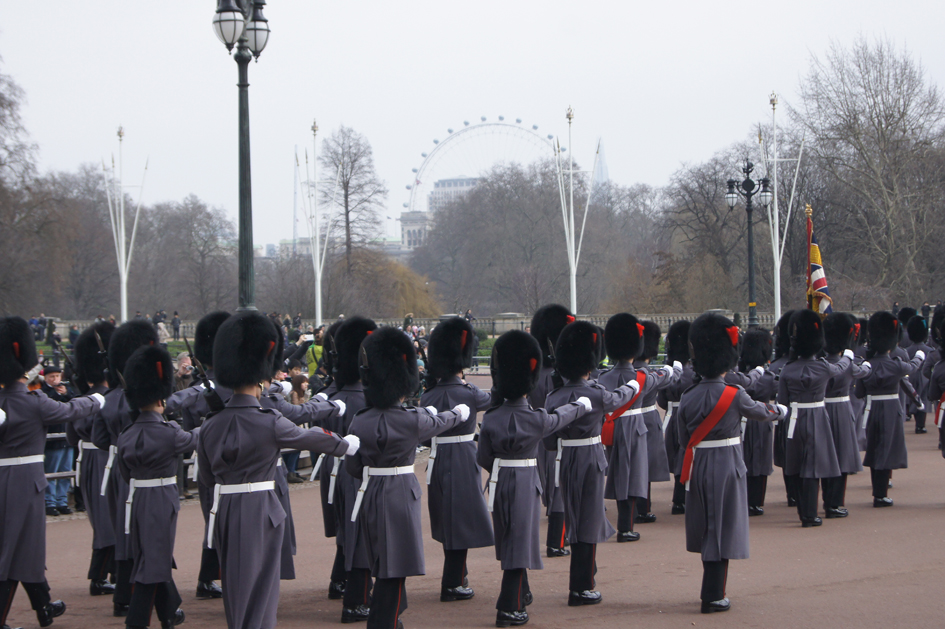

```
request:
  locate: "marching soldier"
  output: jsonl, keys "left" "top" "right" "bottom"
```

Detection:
{"left": 658, "top": 320, "right": 693, "bottom": 516}
{"left": 117, "top": 345, "right": 194, "bottom": 629}
{"left": 420, "top": 317, "right": 494, "bottom": 603}
{"left": 733, "top": 329, "right": 777, "bottom": 515}
{"left": 676, "top": 313, "right": 787, "bottom": 613}
{"left": 196, "top": 311, "right": 358, "bottom": 629}
{"left": 345, "top": 326, "right": 470, "bottom": 629}
{"left": 0, "top": 316, "right": 104, "bottom": 629}
{"left": 905, "top": 316, "right": 932, "bottom": 434}
{"left": 478, "top": 330, "right": 590, "bottom": 627}
{"left": 770, "top": 311, "right": 797, "bottom": 505}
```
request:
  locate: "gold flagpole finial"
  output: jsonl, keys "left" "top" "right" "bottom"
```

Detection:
{"left": 805, "top": 204, "right": 813, "bottom": 217}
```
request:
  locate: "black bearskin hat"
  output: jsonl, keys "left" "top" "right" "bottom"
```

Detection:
{"left": 856, "top": 317, "right": 869, "bottom": 346}
{"left": 213, "top": 311, "right": 280, "bottom": 389}
{"left": 868, "top": 311, "right": 900, "bottom": 355}
{"left": 321, "top": 320, "right": 344, "bottom": 378}
{"left": 0, "top": 316, "right": 38, "bottom": 386}
{"left": 907, "top": 315, "right": 929, "bottom": 344}
{"left": 774, "top": 310, "right": 795, "bottom": 361}
{"left": 360, "top": 326, "right": 419, "bottom": 409}
{"left": 124, "top": 345, "right": 174, "bottom": 410}
{"left": 690, "top": 313, "right": 740, "bottom": 378}
{"left": 555, "top": 321, "right": 600, "bottom": 382}
{"left": 931, "top": 308, "right": 945, "bottom": 347}
{"left": 335, "top": 317, "right": 377, "bottom": 388}
{"left": 641, "top": 321, "right": 661, "bottom": 360}
{"left": 739, "top": 328, "right": 772, "bottom": 371}
{"left": 428, "top": 317, "right": 476, "bottom": 380}
{"left": 665, "top": 320, "right": 691, "bottom": 365}
{"left": 530, "top": 304, "right": 574, "bottom": 368}
{"left": 108, "top": 320, "right": 158, "bottom": 389}
{"left": 491, "top": 330, "right": 542, "bottom": 401}
{"left": 823, "top": 313, "right": 856, "bottom": 355}
{"left": 271, "top": 322, "right": 285, "bottom": 378}
{"left": 897, "top": 307, "right": 917, "bottom": 327}
{"left": 789, "top": 310, "right": 825, "bottom": 359}
{"left": 604, "top": 313, "right": 644, "bottom": 362}
{"left": 194, "top": 311, "right": 230, "bottom": 368}
{"left": 75, "top": 322, "right": 115, "bottom": 386}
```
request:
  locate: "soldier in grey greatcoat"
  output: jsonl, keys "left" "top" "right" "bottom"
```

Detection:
{"left": 852, "top": 318, "right": 871, "bottom": 450}
{"left": 196, "top": 312, "right": 357, "bottom": 629}
{"left": 0, "top": 316, "right": 104, "bottom": 629}
{"left": 770, "top": 311, "right": 797, "bottom": 506}
{"left": 419, "top": 317, "right": 493, "bottom": 603}
{"left": 345, "top": 326, "right": 470, "bottom": 629}
{"left": 65, "top": 322, "right": 118, "bottom": 597}
{"left": 905, "top": 316, "right": 932, "bottom": 434}
{"left": 93, "top": 319, "right": 160, "bottom": 617}
{"left": 117, "top": 345, "right": 195, "bottom": 629}
{"left": 544, "top": 321, "right": 639, "bottom": 607}
{"left": 527, "top": 305, "right": 574, "bottom": 557}
{"left": 925, "top": 309, "right": 945, "bottom": 449}
{"left": 658, "top": 320, "right": 693, "bottom": 516}
{"left": 856, "top": 311, "right": 925, "bottom": 506}
{"left": 676, "top": 313, "right": 787, "bottom": 614}
{"left": 478, "top": 330, "right": 590, "bottom": 628}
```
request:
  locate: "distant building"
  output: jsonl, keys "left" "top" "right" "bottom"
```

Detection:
{"left": 401, "top": 211, "right": 429, "bottom": 249}
{"left": 397, "top": 176, "right": 478, "bottom": 252}
{"left": 265, "top": 244, "right": 277, "bottom": 258}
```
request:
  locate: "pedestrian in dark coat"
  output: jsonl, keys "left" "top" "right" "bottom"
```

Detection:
{"left": 419, "top": 317, "right": 494, "bottom": 603}
{"left": 856, "top": 312, "right": 925, "bottom": 506}
{"left": 65, "top": 322, "right": 119, "bottom": 596}
{"left": 93, "top": 319, "right": 160, "bottom": 617}
{"left": 478, "top": 330, "right": 590, "bottom": 627}
{"left": 544, "top": 321, "right": 640, "bottom": 607}
{"left": 196, "top": 312, "right": 357, "bottom": 629}
{"left": 676, "top": 313, "right": 787, "bottom": 614}
{"left": 345, "top": 326, "right": 469, "bottom": 629}
{"left": 527, "top": 304, "right": 574, "bottom": 557}
{"left": 117, "top": 345, "right": 194, "bottom": 629}
{"left": 905, "top": 316, "right": 932, "bottom": 433}
{"left": 0, "top": 316, "right": 104, "bottom": 629}
{"left": 658, "top": 320, "right": 693, "bottom": 516}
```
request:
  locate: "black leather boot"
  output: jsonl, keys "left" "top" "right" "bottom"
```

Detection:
{"left": 36, "top": 600, "right": 66, "bottom": 628}
{"left": 495, "top": 610, "right": 528, "bottom": 627}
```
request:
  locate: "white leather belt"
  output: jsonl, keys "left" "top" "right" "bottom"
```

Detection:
{"left": 661, "top": 401, "right": 676, "bottom": 433}
{"left": 125, "top": 476, "right": 177, "bottom": 533}
{"left": 625, "top": 404, "right": 658, "bottom": 416}
{"left": 309, "top": 453, "right": 326, "bottom": 481}
{"left": 937, "top": 402, "right": 945, "bottom": 428}
{"left": 327, "top": 455, "right": 345, "bottom": 504}
{"left": 0, "top": 454, "right": 44, "bottom": 467}
{"left": 190, "top": 454, "right": 199, "bottom": 482}
{"left": 488, "top": 458, "right": 537, "bottom": 512}
{"left": 788, "top": 401, "right": 826, "bottom": 439}
{"left": 427, "top": 434, "right": 476, "bottom": 484}
{"left": 863, "top": 394, "right": 900, "bottom": 430}
{"left": 694, "top": 437, "right": 741, "bottom": 448}
{"left": 75, "top": 441, "right": 99, "bottom": 487}
{"left": 740, "top": 417, "right": 747, "bottom": 440}
{"left": 100, "top": 445, "right": 118, "bottom": 496}
{"left": 208, "top": 481, "right": 276, "bottom": 548}
{"left": 555, "top": 436, "right": 602, "bottom": 487}
{"left": 825, "top": 396, "right": 850, "bottom": 404}
{"left": 277, "top": 458, "right": 283, "bottom": 467}
{"left": 351, "top": 465, "right": 414, "bottom": 521}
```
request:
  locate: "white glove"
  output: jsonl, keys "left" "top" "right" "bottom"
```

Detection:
{"left": 660, "top": 365, "right": 673, "bottom": 376}
{"left": 333, "top": 400, "right": 347, "bottom": 417}
{"left": 316, "top": 392, "right": 329, "bottom": 401}
{"left": 576, "top": 396, "right": 592, "bottom": 412}
{"left": 914, "top": 350, "right": 926, "bottom": 362}
{"left": 752, "top": 366, "right": 765, "bottom": 376}
{"left": 91, "top": 392, "right": 106, "bottom": 409}
{"left": 342, "top": 434, "right": 360, "bottom": 456}
{"left": 425, "top": 406, "right": 438, "bottom": 416}
{"left": 0, "top": 407, "right": 6, "bottom": 426}
{"left": 201, "top": 379, "right": 215, "bottom": 390}
{"left": 672, "top": 361, "right": 683, "bottom": 374}
{"left": 776, "top": 403, "right": 789, "bottom": 417}
{"left": 843, "top": 349, "right": 856, "bottom": 361}
{"left": 280, "top": 381, "right": 293, "bottom": 395}
{"left": 453, "top": 404, "right": 471, "bottom": 422}
{"left": 623, "top": 379, "right": 641, "bottom": 396}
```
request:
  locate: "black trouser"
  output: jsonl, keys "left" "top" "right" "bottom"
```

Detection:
{"left": 197, "top": 547, "right": 220, "bottom": 583}
{"left": 746, "top": 475, "right": 767, "bottom": 508}
{"left": 343, "top": 568, "right": 373, "bottom": 609}
{"left": 88, "top": 545, "right": 115, "bottom": 581}
{"left": 870, "top": 468, "right": 891, "bottom": 498}
{"left": 173, "top": 327, "right": 180, "bottom": 341}
{"left": 701, "top": 560, "right": 729, "bottom": 602}
{"left": 441, "top": 548, "right": 468, "bottom": 590}
{"left": 634, "top": 482, "right": 652, "bottom": 515}
{"left": 783, "top": 469, "right": 798, "bottom": 503}
{"left": 546, "top": 512, "right": 566, "bottom": 549}
{"left": 915, "top": 411, "right": 927, "bottom": 430}
{"left": 126, "top": 580, "right": 181, "bottom": 627}
{"left": 672, "top": 475, "right": 686, "bottom": 506}
{"left": 569, "top": 542, "right": 597, "bottom": 592}
{"left": 0, "top": 579, "right": 52, "bottom": 626}
{"left": 367, "top": 577, "right": 407, "bottom": 629}
{"left": 794, "top": 476, "right": 819, "bottom": 521}
{"left": 821, "top": 474, "right": 847, "bottom": 509}
{"left": 330, "top": 547, "right": 346, "bottom": 583}
{"left": 496, "top": 569, "right": 530, "bottom": 612}
{"left": 616, "top": 498, "right": 636, "bottom": 532}
{"left": 114, "top": 559, "right": 134, "bottom": 606}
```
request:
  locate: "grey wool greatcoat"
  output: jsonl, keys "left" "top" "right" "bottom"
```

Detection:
{"left": 345, "top": 405, "right": 465, "bottom": 579}
{"left": 197, "top": 394, "right": 349, "bottom": 629}
{"left": 769, "top": 356, "right": 790, "bottom": 468}
{"left": 544, "top": 380, "right": 637, "bottom": 544}
{"left": 907, "top": 342, "right": 932, "bottom": 417}
{"left": 676, "top": 378, "right": 785, "bottom": 561}
{"left": 117, "top": 411, "right": 198, "bottom": 584}
{"left": 928, "top": 361, "right": 945, "bottom": 459}
{"left": 633, "top": 360, "right": 679, "bottom": 482}
{"left": 856, "top": 353, "right": 923, "bottom": 471}
{"left": 477, "top": 398, "right": 587, "bottom": 570}
{"left": 66, "top": 383, "right": 116, "bottom": 550}
{"left": 778, "top": 356, "right": 853, "bottom": 479}
{"left": 419, "top": 376, "right": 495, "bottom": 550}
{"left": 92, "top": 388, "right": 136, "bottom": 561}
{"left": 529, "top": 367, "right": 564, "bottom": 515}
{"left": 725, "top": 369, "right": 775, "bottom": 477}
{"left": 824, "top": 354, "right": 870, "bottom": 475}
{"left": 259, "top": 389, "right": 342, "bottom": 580}
{"left": 659, "top": 364, "right": 695, "bottom": 476}
{"left": 0, "top": 382, "right": 99, "bottom": 582}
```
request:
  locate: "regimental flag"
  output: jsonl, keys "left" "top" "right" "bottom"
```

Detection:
{"left": 806, "top": 205, "right": 833, "bottom": 315}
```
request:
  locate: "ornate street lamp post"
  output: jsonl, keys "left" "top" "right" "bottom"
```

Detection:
{"left": 726, "top": 160, "right": 772, "bottom": 328}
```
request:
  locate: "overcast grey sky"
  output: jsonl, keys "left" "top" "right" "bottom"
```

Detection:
{"left": 3, "top": 1, "right": 944, "bottom": 248}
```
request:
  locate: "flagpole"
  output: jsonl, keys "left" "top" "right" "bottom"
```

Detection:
{"left": 805, "top": 204, "right": 813, "bottom": 310}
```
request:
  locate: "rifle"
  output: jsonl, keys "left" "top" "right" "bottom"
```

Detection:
{"left": 94, "top": 330, "right": 126, "bottom": 389}
{"left": 183, "top": 336, "right": 225, "bottom": 413}
{"left": 49, "top": 336, "right": 81, "bottom": 394}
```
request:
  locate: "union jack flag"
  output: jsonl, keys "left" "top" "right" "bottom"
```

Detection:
{"left": 807, "top": 208, "right": 833, "bottom": 315}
